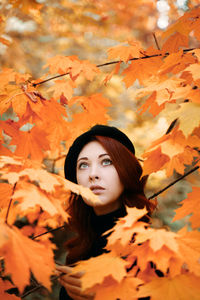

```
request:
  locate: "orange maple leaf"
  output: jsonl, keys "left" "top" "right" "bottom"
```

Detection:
{"left": 43, "top": 55, "right": 77, "bottom": 74}
{"left": 137, "top": 273, "right": 200, "bottom": 300}
{"left": 173, "top": 187, "right": 200, "bottom": 229}
{"left": 135, "top": 228, "right": 178, "bottom": 252}
{"left": 10, "top": 126, "right": 50, "bottom": 161}
{"left": 176, "top": 228, "right": 200, "bottom": 276}
{"left": 162, "top": 32, "right": 189, "bottom": 53}
{"left": 0, "top": 278, "right": 20, "bottom": 300}
{"left": 142, "top": 146, "right": 170, "bottom": 175}
{"left": 122, "top": 56, "right": 162, "bottom": 87}
{"left": 0, "top": 222, "right": 54, "bottom": 293}
{"left": 165, "top": 102, "right": 200, "bottom": 137}
{"left": 72, "top": 253, "right": 128, "bottom": 291}
{"left": 47, "top": 79, "right": 75, "bottom": 100}
{"left": 138, "top": 91, "right": 165, "bottom": 117}
{"left": 0, "top": 183, "right": 13, "bottom": 209}
{"left": 142, "top": 128, "right": 197, "bottom": 176}
{"left": 0, "top": 83, "right": 45, "bottom": 117}
{"left": 93, "top": 275, "right": 142, "bottom": 300}
{"left": 128, "top": 242, "right": 177, "bottom": 275}
{"left": 11, "top": 181, "right": 69, "bottom": 222}
{"left": 107, "top": 40, "right": 143, "bottom": 63}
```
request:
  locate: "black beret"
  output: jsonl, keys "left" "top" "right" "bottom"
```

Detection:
{"left": 64, "top": 124, "right": 135, "bottom": 182}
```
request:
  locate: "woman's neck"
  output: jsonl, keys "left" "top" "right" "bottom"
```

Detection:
{"left": 93, "top": 198, "right": 121, "bottom": 216}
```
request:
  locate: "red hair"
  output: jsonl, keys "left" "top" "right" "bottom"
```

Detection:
{"left": 65, "top": 136, "right": 155, "bottom": 264}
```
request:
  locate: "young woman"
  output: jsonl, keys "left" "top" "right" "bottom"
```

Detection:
{"left": 56, "top": 124, "right": 154, "bottom": 300}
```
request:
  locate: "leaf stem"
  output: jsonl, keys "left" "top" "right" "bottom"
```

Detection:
{"left": 152, "top": 32, "right": 160, "bottom": 50}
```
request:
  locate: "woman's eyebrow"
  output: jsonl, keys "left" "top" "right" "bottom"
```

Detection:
{"left": 77, "top": 153, "right": 109, "bottom": 162}
{"left": 99, "top": 153, "right": 109, "bottom": 158}
{"left": 77, "top": 157, "right": 88, "bottom": 162}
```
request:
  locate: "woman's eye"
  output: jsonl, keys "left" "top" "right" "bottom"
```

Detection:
{"left": 102, "top": 158, "right": 112, "bottom": 166}
{"left": 78, "top": 162, "right": 88, "bottom": 169}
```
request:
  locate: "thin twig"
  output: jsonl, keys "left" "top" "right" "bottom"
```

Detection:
{"left": 32, "top": 225, "right": 65, "bottom": 240}
{"left": 152, "top": 32, "right": 160, "bottom": 50}
{"left": 5, "top": 182, "right": 17, "bottom": 224}
{"left": 32, "top": 72, "right": 69, "bottom": 87}
{"left": 148, "top": 165, "right": 199, "bottom": 200}
{"left": 32, "top": 47, "right": 196, "bottom": 86}
{"left": 21, "top": 284, "right": 43, "bottom": 298}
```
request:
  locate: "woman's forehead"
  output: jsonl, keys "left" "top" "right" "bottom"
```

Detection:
{"left": 77, "top": 140, "right": 108, "bottom": 160}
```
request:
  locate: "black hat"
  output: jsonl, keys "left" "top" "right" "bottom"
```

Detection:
{"left": 64, "top": 124, "right": 135, "bottom": 182}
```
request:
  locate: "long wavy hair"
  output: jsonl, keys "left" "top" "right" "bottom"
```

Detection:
{"left": 65, "top": 135, "right": 155, "bottom": 264}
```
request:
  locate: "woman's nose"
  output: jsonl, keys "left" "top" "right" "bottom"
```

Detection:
{"left": 89, "top": 165, "right": 99, "bottom": 181}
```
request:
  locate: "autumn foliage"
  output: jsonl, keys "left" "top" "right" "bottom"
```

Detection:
{"left": 0, "top": 1, "right": 200, "bottom": 300}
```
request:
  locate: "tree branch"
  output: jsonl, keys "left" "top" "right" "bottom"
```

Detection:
{"left": 32, "top": 47, "right": 196, "bottom": 87}
{"left": 5, "top": 182, "right": 17, "bottom": 225}
{"left": 32, "top": 225, "right": 65, "bottom": 240}
{"left": 148, "top": 165, "right": 199, "bottom": 200}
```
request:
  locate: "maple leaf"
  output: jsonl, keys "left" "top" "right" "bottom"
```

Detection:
{"left": 12, "top": 181, "right": 69, "bottom": 222}
{"left": 165, "top": 102, "right": 200, "bottom": 137}
{"left": 58, "top": 176, "right": 102, "bottom": 206}
{"left": 142, "top": 128, "right": 197, "bottom": 176}
{"left": 184, "top": 62, "right": 200, "bottom": 83}
{"left": 94, "top": 275, "right": 142, "bottom": 300}
{"left": 138, "top": 91, "right": 165, "bottom": 117}
{"left": 134, "top": 227, "right": 178, "bottom": 253}
{"left": 133, "top": 77, "right": 189, "bottom": 109}
{"left": 0, "top": 183, "right": 13, "bottom": 209}
{"left": 68, "top": 94, "right": 111, "bottom": 132}
{"left": 0, "top": 222, "right": 54, "bottom": 293}
{"left": 173, "top": 187, "right": 200, "bottom": 229}
{"left": 142, "top": 146, "right": 170, "bottom": 175}
{"left": 176, "top": 228, "right": 200, "bottom": 276}
{"left": 137, "top": 273, "right": 200, "bottom": 300}
{"left": 159, "top": 50, "right": 184, "bottom": 75}
{"left": 78, "top": 60, "right": 100, "bottom": 81}
{"left": 0, "top": 278, "right": 20, "bottom": 300}
{"left": 187, "top": 89, "right": 200, "bottom": 104}
{"left": 0, "top": 83, "right": 45, "bottom": 117}
{"left": 162, "top": 32, "right": 189, "bottom": 53}
{"left": 0, "top": 68, "right": 16, "bottom": 86}
{"left": 122, "top": 56, "right": 162, "bottom": 87}
{"left": 161, "top": 7, "right": 200, "bottom": 40}
{"left": 34, "top": 98, "right": 70, "bottom": 151}
{"left": 10, "top": 126, "right": 50, "bottom": 161}
{"left": 105, "top": 207, "right": 148, "bottom": 255}
{"left": 0, "top": 156, "right": 23, "bottom": 169}
{"left": 128, "top": 241, "right": 176, "bottom": 274}
{"left": 71, "top": 253, "right": 128, "bottom": 291}
{"left": 107, "top": 40, "right": 142, "bottom": 62}
{"left": 43, "top": 55, "right": 78, "bottom": 74}
{"left": 47, "top": 79, "right": 75, "bottom": 100}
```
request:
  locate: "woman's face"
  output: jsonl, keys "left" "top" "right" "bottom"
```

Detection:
{"left": 76, "top": 141, "right": 124, "bottom": 215}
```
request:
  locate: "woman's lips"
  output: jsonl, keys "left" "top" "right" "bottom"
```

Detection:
{"left": 90, "top": 186, "right": 105, "bottom": 194}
